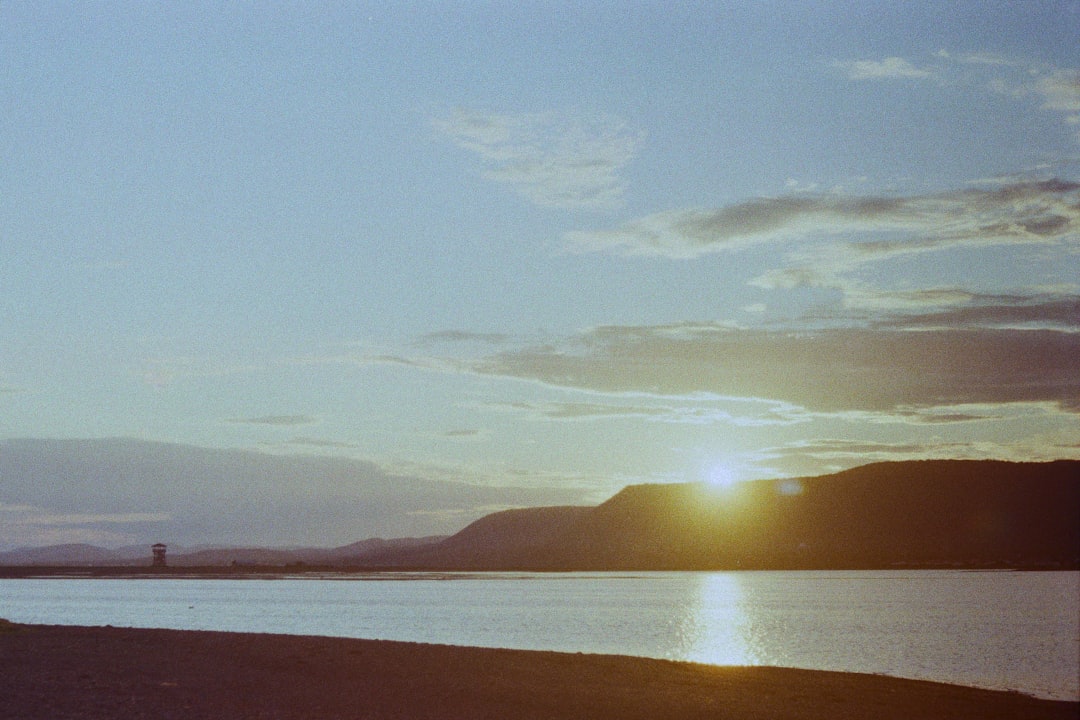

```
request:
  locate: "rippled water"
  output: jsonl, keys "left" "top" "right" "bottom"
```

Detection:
{"left": 1, "top": 570, "right": 1076, "bottom": 700}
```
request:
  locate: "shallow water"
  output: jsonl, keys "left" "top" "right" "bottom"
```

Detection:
{"left": 1, "top": 570, "right": 1076, "bottom": 700}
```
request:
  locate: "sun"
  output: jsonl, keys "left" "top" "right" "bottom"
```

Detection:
{"left": 706, "top": 462, "right": 741, "bottom": 489}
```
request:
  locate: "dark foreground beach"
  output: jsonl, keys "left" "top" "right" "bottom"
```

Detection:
{"left": 1, "top": 622, "right": 1075, "bottom": 720}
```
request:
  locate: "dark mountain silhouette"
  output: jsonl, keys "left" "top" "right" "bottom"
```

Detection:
{"left": 3, "top": 460, "right": 1076, "bottom": 570}
{"left": 367, "top": 460, "right": 1080, "bottom": 570}
{"left": 370, "top": 506, "right": 595, "bottom": 568}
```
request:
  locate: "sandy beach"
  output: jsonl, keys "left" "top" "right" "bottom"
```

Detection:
{"left": 0, "top": 622, "right": 1075, "bottom": 719}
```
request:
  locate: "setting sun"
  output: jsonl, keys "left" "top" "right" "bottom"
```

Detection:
{"left": 706, "top": 463, "right": 742, "bottom": 489}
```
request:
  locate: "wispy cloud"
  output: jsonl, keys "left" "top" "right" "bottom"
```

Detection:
{"left": 841, "top": 51, "right": 1080, "bottom": 140}
{"left": 834, "top": 56, "right": 934, "bottom": 80}
{"left": 432, "top": 109, "right": 642, "bottom": 210}
{"left": 140, "top": 356, "right": 266, "bottom": 388}
{"left": 404, "top": 504, "right": 522, "bottom": 521}
{"left": 468, "top": 320, "right": 1080, "bottom": 414}
{"left": 873, "top": 295, "right": 1080, "bottom": 330}
{"left": 944, "top": 51, "right": 1018, "bottom": 67}
{"left": 869, "top": 401, "right": 1071, "bottom": 426}
{"left": 442, "top": 429, "right": 482, "bottom": 438}
{"left": 492, "top": 395, "right": 800, "bottom": 427}
{"left": 515, "top": 401, "right": 671, "bottom": 421}
{"left": 283, "top": 350, "right": 462, "bottom": 377}
{"left": 566, "top": 179, "right": 1079, "bottom": 258}
{"left": 568, "top": 179, "right": 1078, "bottom": 317}
{"left": 761, "top": 433, "right": 1080, "bottom": 478}
{"left": 0, "top": 503, "right": 42, "bottom": 513}
{"left": 1036, "top": 70, "right": 1080, "bottom": 113}
{"left": 225, "top": 415, "right": 318, "bottom": 426}
{"left": 15, "top": 511, "right": 172, "bottom": 526}
{"left": 0, "top": 506, "right": 172, "bottom": 549}
{"left": 416, "top": 330, "right": 512, "bottom": 346}
{"left": 282, "top": 437, "right": 359, "bottom": 449}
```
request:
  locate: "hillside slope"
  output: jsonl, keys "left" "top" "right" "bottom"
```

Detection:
{"left": 377, "top": 460, "right": 1080, "bottom": 570}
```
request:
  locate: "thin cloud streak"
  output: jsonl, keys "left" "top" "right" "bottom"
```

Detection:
{"left": 417, "top": 330, "right": 512, "bottom": 346}
{"left": 873, "top": 296, "right": 1080, "bottom": 330}
{"left": 468, "top": 322, "right": 1080, "bottom": 415}
{"left": 432, "top": 108, "right": 642, "bottom": 210}
{"left": 225, "top": 415, "right": 318, "bottom": 426}
{"left": 761, "top": 435, "right": 1080, "bottom": 478}
{"left": 834, "top": 56, "right": 934, "bottom": 80}
{"left": 282, "top": 437, "right": 359, "bottom": 449}
{"left": 491, "top": 396, "right": 801, "bottom": 427}
{"left": 845, "top": 51, "right": 1080, "bottom": 139}
{"left": 442, "top": 429, "right": 482, "bottom": 438}
{"left": 15, "top": 512, "right": 172, "bottom": 526}
{"left": 565, "top": 179, "right": 1079, "bottom": 258}
{"left": 797, "top": 400, "right": 1073, "bottom": 427}
{"left": 1037, "top": 70, "right": 1080, "bottom": 112}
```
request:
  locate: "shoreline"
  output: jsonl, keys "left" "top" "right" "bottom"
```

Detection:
{"left": 2, "top": 623, "right": 1076, "bottom": 719}
{"left": 1, "top": 563, "right": 1076, "bottom": 579}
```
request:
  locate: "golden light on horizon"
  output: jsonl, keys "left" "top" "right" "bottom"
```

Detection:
{"left": 705, "top": 461, "right": 743, "bottom": 490}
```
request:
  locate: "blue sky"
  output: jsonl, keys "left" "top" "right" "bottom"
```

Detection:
{"left": 2, "top": 2, "right": 1079, "bottom": 545}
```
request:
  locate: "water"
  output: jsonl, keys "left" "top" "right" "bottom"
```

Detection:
{"left": 1, "top": 570, "right": 1076, "bottom": 700}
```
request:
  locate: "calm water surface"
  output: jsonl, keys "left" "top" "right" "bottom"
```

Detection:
{"left": 1, "top": 570, "right": 1076, "bottom": 700}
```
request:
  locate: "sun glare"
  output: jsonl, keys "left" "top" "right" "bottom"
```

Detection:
{"left": 706, "top": 463, "right": 741, "bottom": 489}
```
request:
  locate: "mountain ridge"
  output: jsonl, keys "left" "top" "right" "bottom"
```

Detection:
{"left": 2, "top": 459, "right": 1076, "bottom": 570}
{"left": 373, "top": 459, "right": 1080, "bottom": 570}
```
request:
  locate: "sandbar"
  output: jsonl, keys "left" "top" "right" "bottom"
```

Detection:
{"left": 1, "top": 623, "right": 1075, "bottom": 719}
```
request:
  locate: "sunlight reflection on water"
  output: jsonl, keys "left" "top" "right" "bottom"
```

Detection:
{"left": 0, "top": 571, "right": 1075, "bottom": 700}
{"left": 683, "top": 572, "right": 756, "bottom": 666}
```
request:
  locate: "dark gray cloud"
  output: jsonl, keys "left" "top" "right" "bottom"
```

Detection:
{"left": 470, "top": 323, "right": 1080, "bottom": 414}
{"left": 566, "top": 179, "right": 1080, "bottom": 257}
{"left": 876, "top": 295, "right": 1080, "bottom": 330}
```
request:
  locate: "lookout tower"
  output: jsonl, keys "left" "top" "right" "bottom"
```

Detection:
{"left": 151, "top": 543, "right": 167, "bottom": 567}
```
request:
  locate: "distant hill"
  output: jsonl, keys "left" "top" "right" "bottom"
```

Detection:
{"left": 370, "top": 506, "right": 595, "bottom": 568}
{"left": 0, "top": 437, "right": 594, "bottom": 547}
{"left": 0, "top": 537, "right": 445, "bottom": 568}
{"left": 370, "top": 460, "right": 1080, "bottom": 570}
{"left": 165, "top": 537, "right": 445, "bottom": 567}
{"left": 4, "top": 460, "right": 1076, "bottom": 571}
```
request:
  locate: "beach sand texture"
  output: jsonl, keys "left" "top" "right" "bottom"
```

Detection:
{"left": 1, "top": 623, "right": 1075, "bottom": 719}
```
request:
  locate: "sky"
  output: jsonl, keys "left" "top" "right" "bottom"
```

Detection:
{"left": 1, "top": 2, "right": 1079, "bottom": 546}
